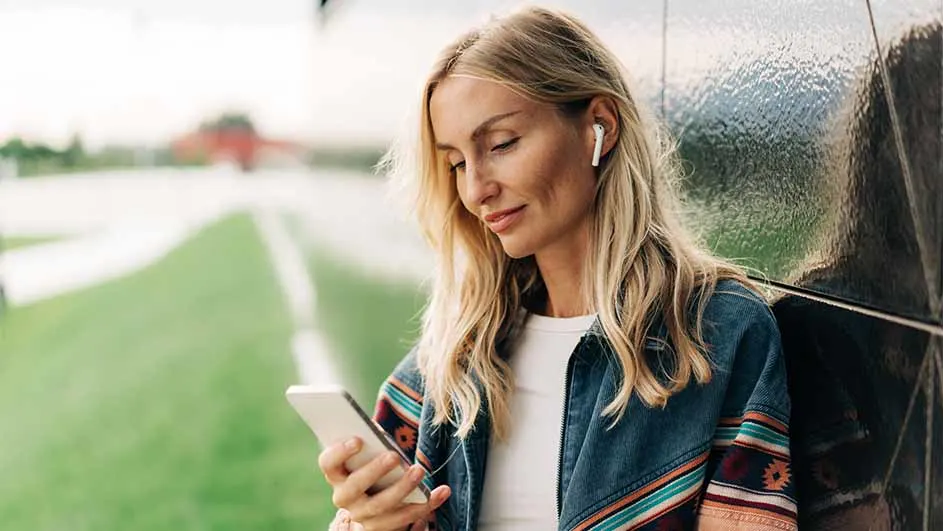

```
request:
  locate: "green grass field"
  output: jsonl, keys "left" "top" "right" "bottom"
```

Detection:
{"left": 0, "top": 214, "right": 336, "bottom": 530}
{"left": 303, "top": 246, "right": 428, "bottom": 413}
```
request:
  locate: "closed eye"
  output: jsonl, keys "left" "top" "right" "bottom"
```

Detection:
{"left": 448, "top": 137, "right": 517, "bottom": 175}
{"left": 492, "top": 137, "right": 519, "bottom": 152}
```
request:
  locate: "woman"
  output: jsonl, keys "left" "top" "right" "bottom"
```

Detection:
{"left": 319, "top": 7, "right": 796, "bottom": 531}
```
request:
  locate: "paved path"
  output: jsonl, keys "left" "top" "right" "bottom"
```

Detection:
{"left": 2, "top": 222, "right": 196, "bottom": 306}
{"left": 0, "top": 168, "right": 431, "bottom": 306}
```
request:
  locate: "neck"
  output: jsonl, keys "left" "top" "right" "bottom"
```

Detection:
{"left": 534, "top": 225, "right": 592, "bottom": 318}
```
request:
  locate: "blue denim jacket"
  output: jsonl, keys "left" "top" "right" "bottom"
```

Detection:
{"left": 373, "top": 280, "right": 798, "bottom": 530}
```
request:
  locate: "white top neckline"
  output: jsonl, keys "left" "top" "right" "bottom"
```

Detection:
{"left": 524, "top": 312, "right": 598, "bottom": 332}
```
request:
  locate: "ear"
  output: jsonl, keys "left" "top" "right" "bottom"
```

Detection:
{"left": 585, "top": 96, "right": 619, "bottom": 162}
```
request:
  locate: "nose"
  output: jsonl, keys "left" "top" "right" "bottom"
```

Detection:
{"left": 463, "top": 160, "right": 499, "bottom": 208}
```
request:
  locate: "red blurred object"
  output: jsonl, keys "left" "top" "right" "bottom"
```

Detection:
{"left": 171, "top": 128, "right": 302, "bottom": 171}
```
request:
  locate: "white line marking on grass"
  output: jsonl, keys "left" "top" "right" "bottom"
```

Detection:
{"left": 290, "top": 328, "right": 340, "bottom": 388}
{"left": 252, "top": 209, "right": 315, "bottom": 328}
{"left": 252, "top": 208, "right": 341, "bottom": 386}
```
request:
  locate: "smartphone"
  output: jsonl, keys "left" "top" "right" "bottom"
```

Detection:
{"left": 285, "top": 384, "right": 430, "bottom": 504}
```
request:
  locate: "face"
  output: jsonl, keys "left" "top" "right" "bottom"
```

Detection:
{"left": 429, "top": 76, "right": 598, "bottom": 260}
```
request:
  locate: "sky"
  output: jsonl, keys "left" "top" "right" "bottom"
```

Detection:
{"left": 0, "top": 0, "right": 664, "bottom": 149}
{"left": 0, "top": 0, "right": 316, "bottom": 148}
{"left": 0, "top": 0, "right": 496, "bottom": 149}
{"left": 0, "top": 0, "right": 924, "bottom": 150}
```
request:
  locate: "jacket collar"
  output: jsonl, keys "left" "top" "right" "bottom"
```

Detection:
{"left": 455, "top": 396, "right": 491, "bottom": 531}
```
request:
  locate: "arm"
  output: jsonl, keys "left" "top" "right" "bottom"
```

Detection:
{"left": 372, "top": 349, "right": 425, "bottom": 464}
{"left": 696, "top": 299, "right": 798, "bottom": 530}
{"left": 370, "top": 350, "right": 440, "bottom": 531}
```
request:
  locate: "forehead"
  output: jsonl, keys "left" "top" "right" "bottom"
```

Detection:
{"left": 429, "top": 76, "right": 544, "bottom": 140}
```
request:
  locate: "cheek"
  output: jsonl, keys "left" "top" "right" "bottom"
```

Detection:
{"left": 454, "top": 175, "right": 468, "bottom": 206}
{"left": 456, "top": 184, "right": 479, "bottom": 221}
{"left": 454, "top": 178, "right": 486, "bottom": 228}
{"left": 510, "top": 140, "right": 570, "bottom": 200}
{"left": 531, "top": 143, "right": 590, "bottom": 205}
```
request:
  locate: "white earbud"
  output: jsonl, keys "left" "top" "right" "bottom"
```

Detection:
{"left": 591, "top": 123, "right": 605, "bottom": 167}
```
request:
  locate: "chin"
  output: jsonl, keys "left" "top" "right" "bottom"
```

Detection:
{"left": 496, "top": 235, "right": 536, "bottom": 259}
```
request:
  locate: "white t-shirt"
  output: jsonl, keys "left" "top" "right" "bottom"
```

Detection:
{"left": 477, "top": 312, "right": 598, "bottom": 530}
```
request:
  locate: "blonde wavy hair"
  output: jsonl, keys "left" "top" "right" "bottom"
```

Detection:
{"left": 383, "top": 6, "right": 754, "bottom": 441}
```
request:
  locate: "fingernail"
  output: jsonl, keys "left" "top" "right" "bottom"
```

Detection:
{"left": 384, "top": 452, "right": 399, "bottom": 466}
{"left": 345, "top": 438, "right": 359, "bottom": 450}
{"left": 409, "top": 465, "right": 425, "bottom": 481}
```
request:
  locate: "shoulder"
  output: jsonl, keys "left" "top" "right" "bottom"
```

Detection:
{"left": 698, "top": 279, "right": 780, "bottom": 357}
{"left": 373, "top": 346, "right": 426, "bottom": 440}
{"left": 700, "top": 279, "right": 789, "bottom": 420}
{"left": 700, "top": 278, "right": 776, "bottom": 332}
{"left": 382, "top": 345, "right": 427, "bottom": 401}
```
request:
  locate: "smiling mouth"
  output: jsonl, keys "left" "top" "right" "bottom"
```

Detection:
{"left": 485, "top": 205, "right": 526, "bottom": 233}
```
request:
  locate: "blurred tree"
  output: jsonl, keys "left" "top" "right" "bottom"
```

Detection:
{"left": 199, "top": 112, "right": 256, "bottom": 134}
{"left": 61, "top": 134, "right": 86, "bottom": 168}
{"left": 0, "top": 137, "right": 28, "bottom": 159}
{"left": 0, "top": 137, "right": 63, "bottom": 175}
{"left": 0, "top": 136, "right": 138, "bottom": 176}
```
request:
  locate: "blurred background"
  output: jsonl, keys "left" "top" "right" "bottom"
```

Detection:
{"left": 0, "top": 0, "right": 939, "bottom": 529}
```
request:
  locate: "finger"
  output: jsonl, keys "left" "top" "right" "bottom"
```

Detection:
{"left": 428, "top": 485, "right": 452, "bottom": 509}
{"left": 319, "top": 438, "right": 363, "bottom": 485}
{"left": 409, "top": 517, "right": 429, "bottom": 531}
{"left": 361, "top": 486, "right": 451, "bottom": 531}
{"left": 362, "top": 503, "right": 433, "bottom": 531}
{"left": 335, "top": 450, "right": 402, "bottom": 510}
{"left": 365, "top": 463, "right": 428, "bottom": 511}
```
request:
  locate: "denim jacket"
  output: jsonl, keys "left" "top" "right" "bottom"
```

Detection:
{"left": 372, "top": 280, "right": 798, "bottom": 530}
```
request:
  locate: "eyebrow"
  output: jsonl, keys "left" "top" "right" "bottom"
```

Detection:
{"left": 435, "top": 110, "right": 522, "bottom": 151}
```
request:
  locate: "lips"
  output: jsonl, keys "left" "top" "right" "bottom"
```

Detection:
{"left": 484, "top": 205, "right": 525, "bottom": 233}
{"left": 484, "top": 205, "right": 524, "bottom": 222}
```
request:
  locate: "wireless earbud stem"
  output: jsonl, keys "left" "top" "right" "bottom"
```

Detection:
{"left": 591, "top": 123, "right": 605, "bottom": 167}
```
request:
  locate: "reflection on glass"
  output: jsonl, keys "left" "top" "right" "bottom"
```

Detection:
{"left": 775, "top": 295, "right": 937, "bottom": 529}
{"left": 665, "top": 0, "right": 874, "bottom": 283}
{"left": 798, "top": 21, "right": 941, "bottom": 322}
{"left": 774, "top": 21, "right": 942, "bottom": 530}
{"left": 664, "top": 0, "right": 941, "bottom": 322}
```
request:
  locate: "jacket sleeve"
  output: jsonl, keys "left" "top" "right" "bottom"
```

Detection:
{"left": 372, "top": 348, "right": 425, "bottom": 464}
{"left": 696, "top": 296, "right": 799, "bottom": 530}
{"left": 370, "top": 350, "right": 441, "bottom": 531}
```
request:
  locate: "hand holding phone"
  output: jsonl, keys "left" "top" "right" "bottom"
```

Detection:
{"left": 285, "top": 385, "right": 451, "bottom": 529}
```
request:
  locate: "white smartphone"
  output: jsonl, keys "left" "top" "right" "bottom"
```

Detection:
{"left": 285, "top": 384, "right": 430, "bottom": 504}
